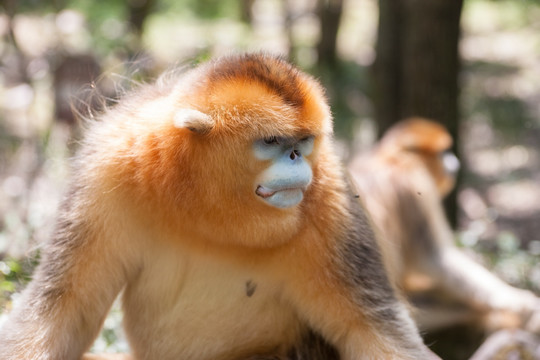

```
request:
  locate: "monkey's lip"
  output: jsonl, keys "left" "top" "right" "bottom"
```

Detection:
{"left": 255, "top": 185, "right": 305, "bottom": 199}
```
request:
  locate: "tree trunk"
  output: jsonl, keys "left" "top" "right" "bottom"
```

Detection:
{"left": 372, "top": 0, "right": 463, "bottom": 225}
{"left": 127, "top": 0, "right": 156, "bottom": 37}
{"left": 316, "top": 0, "right": 344, "bottom": 67}
{"left": 399, "top": 0, "right": 463, "bottom": 145}
{"left": 240, "top": 0, "right": 255, "bottom": 24}
{"left": 372, "top": 0, "right": 402, "bottom": 136}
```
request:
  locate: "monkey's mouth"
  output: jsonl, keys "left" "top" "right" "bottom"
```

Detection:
{"left": 256, "top": 185, "right": 305, "bottom": 198}
{"left": 255, "top": 185, "right": 306, "bottom": 208}
{"left": 255, "top": 185, "right": 278, "bottom": 198}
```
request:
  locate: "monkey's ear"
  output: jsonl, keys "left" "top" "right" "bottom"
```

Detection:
{"left": 174, "top": 108, "right": 214, "bottom": 134}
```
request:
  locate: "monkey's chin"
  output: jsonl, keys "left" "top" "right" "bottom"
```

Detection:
{"left": 256, "top": 186, "right": 304, "bottom": 209}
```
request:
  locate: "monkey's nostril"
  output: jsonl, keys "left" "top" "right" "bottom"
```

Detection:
{"left": 290, "top": 150, "right": 301, "bottom": 160}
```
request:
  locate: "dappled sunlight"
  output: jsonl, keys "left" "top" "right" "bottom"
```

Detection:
{"left": 467, "top": 145, "right": 539, "bottom": 178}
{"left": 487, "top": 180, "right": 540, "bottom": 217}
{"left": 458, "top": 3, "right": 540, "bottom": 296}
{"left": 337, "top": 0, "right": 377, "bottom": 66}
{"left": 10, "top": 15, "right": 58, "bottom": 57}
{"left": 461, "top": 31, "right": 540, "bottom": 66}
{"left": 143, "top": 17, "right": 253, "bottom": 65}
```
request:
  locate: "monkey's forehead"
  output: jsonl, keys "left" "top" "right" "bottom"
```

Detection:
{"left": 207, "top": 82, "right": 329, "bottom": 135}
{"left": 205, "top": 54, "right": 309, "bottom": 108}
{"left": 173, "top": 54, "right": 333, "bottom": 139}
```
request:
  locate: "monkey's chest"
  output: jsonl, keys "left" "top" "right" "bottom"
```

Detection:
{"left": 121, "top": 249, "right": 302, "bottom": 360}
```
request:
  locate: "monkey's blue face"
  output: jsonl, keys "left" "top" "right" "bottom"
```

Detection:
{"left": 253, "top": 136, "right": 314, "bottom": 209}
{"left": 441, "top": 151, "right": 460, "bottom": 177}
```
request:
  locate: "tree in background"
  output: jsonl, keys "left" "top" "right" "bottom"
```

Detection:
{"left": 372, "top": 0, "right": 463, "bottom": 225}
{"left": 316, "top": 0, "right": 343, "bottom": 67}
{"left": 127, "top": 0, "right": 156, "bottom": 38}
{"left": 373, "top": 0, "right": 463, "bottom": 139}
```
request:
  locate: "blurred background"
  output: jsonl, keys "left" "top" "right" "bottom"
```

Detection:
{"left": 0, "top": 0, "right": 539, "bottom": 358}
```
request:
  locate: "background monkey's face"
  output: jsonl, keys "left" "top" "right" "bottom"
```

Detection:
{"left": 378, "top": 117, "right": 460, "bottom": 198}
{"left": 420, "top": 148, "right": 460, "bottom": 197}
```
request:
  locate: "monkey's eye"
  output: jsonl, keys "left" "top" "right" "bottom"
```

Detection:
{"left": 263, "top": 136, "right": 279, "bottom": 145}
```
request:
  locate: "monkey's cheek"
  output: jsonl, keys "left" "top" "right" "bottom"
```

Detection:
{"left": 260, "top": 189, "right": 304, "bottom": 209}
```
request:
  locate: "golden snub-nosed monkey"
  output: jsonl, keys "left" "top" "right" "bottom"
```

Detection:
{"left": 0, "top": 54, "right": 435, "bottom": 360}
{"left": 349, "top": 117, "right": 540, "bottom": 334}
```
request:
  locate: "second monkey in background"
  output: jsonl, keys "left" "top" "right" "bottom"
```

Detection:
{"left": 349, "top": 118, "right": 540, "bottom": 347}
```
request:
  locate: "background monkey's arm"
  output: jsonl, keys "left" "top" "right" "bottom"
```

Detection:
{"left": 435, "top": 246, "right": 539, "bottom": 314}
{"left": 406, "top": 183, "right": 540, "bottom": 329}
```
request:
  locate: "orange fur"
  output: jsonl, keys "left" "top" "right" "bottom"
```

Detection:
{"left": 375, "top": 117, "right": 455, "bottom": 196}
{"left": 0, "top": 54, "right": 432, "bottom": 360}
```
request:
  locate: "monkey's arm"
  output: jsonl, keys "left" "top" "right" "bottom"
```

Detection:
{"left": 406, "top": 185, "right": 540, "bottom": 330}
{"left": 281, "top": 197, "right": 434, "bottom": 360}
{"left": 436, "top": 246, "right": 540, "bottom": 311}
{"left": 0, "top": 194, "right": 136, "bottom": 360}
{"left": 432, "top": 246, "right": 540, "bottom": 326}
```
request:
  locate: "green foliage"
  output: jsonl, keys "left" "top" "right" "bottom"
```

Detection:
{"left": 185, "top": 0, "right": 241, "bottom": 19}
{"left": 476, "top": 96, "right": 531, "bottom": 138}
{"left": 457, "top": 230, "right": 539, "bottom": 290}
{"left": 66, "top": 0, "right": 125, "bottom": 26}
{"left": 0, "top": 255, "right": 39, "bottom": 312}
{"left": 465, "top": 0, "right": 540, "bottom": 30}
{"left": 1, "top": 0, "right": 59, "bottom": 14}
{"left": 66, "top": 0, "right": 132, "bottom": 55}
